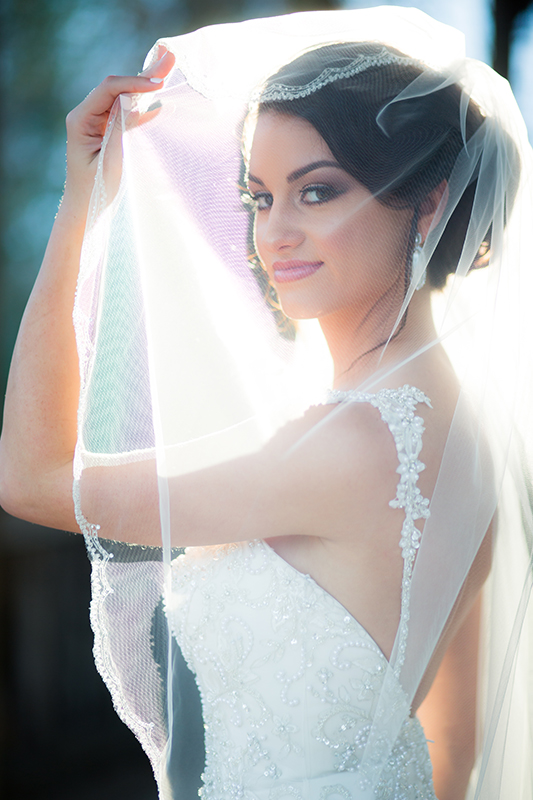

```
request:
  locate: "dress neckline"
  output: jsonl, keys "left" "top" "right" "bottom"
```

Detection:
{"left": 259, "top": 539, "right": 391, "bottom": 665}
{"left": 264, "top": 383, "right": 432, "bottom": 679}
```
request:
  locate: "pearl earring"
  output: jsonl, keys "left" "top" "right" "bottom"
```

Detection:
{"left": 412, "top": 232, "right": 426, "bottom": 291}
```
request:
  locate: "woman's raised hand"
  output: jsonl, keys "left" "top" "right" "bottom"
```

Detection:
{"left": 63, "top": 47, "right": 175, "bottom": 218}
{"left": 0, "top": 47, "right": 173, "bottom": 532}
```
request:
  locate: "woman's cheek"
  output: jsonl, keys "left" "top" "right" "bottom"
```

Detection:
{"left": 253, "top": 222, "right": 266, "bottom": 264}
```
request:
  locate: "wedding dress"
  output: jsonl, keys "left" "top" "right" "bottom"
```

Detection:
{"left": 73, "top": 7, "right": 533, "bottom": 799}
{"left": 166, "top": 387, "right": 435, "bottom": 800}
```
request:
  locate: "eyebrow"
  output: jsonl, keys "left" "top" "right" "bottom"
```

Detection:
{"left": 248, "top": 160, "right": 344, "bottom": 187}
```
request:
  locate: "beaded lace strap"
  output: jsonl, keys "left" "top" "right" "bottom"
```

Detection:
{"left": 325, "top": 384, "right": 432, "bottom": 676}
{"left": 257, "top": 48, "right": 420, "bottom": 103}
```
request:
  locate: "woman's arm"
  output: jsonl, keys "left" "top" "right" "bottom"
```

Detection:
{"left": 0, "top": 51, "right": 175, "bottom": 531}
{"left": 0, "top": 52, "right": 428, "bottom": 556}
{"left": 417, "top": 595, "right": 481, "bottom": 800}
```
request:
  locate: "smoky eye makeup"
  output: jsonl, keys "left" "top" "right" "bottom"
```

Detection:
{"left": 244, "top": 165, "right": 356, "bottom": 210}
{"left": 299, "top": 183, "right": 345, "bottom": 205}
{"left": 251, "top": 191, "right": 273, "bottom": 210}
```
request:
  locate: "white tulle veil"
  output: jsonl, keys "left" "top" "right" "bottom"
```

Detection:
{"left": 72, "top": 6, "right": 533, "bottom": 798}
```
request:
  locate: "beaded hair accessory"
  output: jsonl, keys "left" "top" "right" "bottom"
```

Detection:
{"left": 257, "top": 46, "right": 421, "bottom": 103}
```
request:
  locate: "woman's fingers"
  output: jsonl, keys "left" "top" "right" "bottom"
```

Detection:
{"left": 76, "top": 47, "right": 175, "bottom": 119}
{"left": 67, "top": 76, "right": 163, "bottom": 136}
{"left": 63, "top": 48, "right": 175, "bottom": 214}
{"left": 66, "top": 48, "right": 175, "bottom": 159}
{"left": 139, "top": 47, "right": 176, "bottom": 82}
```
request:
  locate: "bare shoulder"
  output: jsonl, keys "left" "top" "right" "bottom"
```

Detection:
{"left": 265, "top": 391, "right": 432, "bottom": 543}
{"left": 268, "top": 397, "right": 401, "bottom": 480}
{"left": 76, "top": 382, "right": 450, "bottom": 549}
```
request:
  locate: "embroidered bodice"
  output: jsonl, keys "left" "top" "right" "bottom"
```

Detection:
{"left": 165, "top": 385, "right": 436, "bottom": 800}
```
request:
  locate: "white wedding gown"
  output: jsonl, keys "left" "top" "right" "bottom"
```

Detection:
{"left": 165, "top": 387, "right": 437, "bottom": 800}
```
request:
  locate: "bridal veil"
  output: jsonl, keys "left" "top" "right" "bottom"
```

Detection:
{"left": 72, "top": 6, "right": 533, "bottom": 798}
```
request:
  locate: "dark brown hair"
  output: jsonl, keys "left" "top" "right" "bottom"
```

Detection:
{"left": 259, "top": 42, "right": 488, "bottom": 289}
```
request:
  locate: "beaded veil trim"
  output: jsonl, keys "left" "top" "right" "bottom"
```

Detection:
{"left": 72, "top": 479, "right": 162, "bottom": 775}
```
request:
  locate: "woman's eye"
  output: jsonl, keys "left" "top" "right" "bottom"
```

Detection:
{"left": 300, "top": 184, "right": 339, "bottom": 205}
{"left": 251, "top": 192, "right": 273, "bottom": 210}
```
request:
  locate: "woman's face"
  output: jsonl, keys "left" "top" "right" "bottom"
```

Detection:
{"left": 248, "top": 111, "right": 413, "bottom": 323}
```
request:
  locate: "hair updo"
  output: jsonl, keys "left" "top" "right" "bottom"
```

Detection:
{"left": 257, "top": 41, "right": 490, "bottom": 290}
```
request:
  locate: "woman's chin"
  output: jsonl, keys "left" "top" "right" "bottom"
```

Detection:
{"left": 279, "top": 301, "right": 325, "bottom": 322}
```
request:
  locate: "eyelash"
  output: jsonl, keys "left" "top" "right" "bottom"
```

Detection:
{"left": 300, "top": 184, "right": 341, "bottom": 205}
{"left": 244, "top": 183, "right": 341, "bottom": 211}
{"left": 251, "top": 192, "right": 273, "bottom": 210}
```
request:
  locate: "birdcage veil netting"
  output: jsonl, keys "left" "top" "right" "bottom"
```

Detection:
{"left": 72, "top": 6, "right": 533, "bottom": 799}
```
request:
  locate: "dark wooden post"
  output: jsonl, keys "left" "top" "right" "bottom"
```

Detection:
{"left": 493, "top": 0, "right": 532, "bottom": 78}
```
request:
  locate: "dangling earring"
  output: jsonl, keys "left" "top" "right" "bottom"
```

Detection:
{"left": 412, "top": 232, "right": 426, "bottom": 290}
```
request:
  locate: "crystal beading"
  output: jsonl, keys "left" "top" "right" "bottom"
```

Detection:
{"left": 168, "top": 385, "right": 436, "bottom": 800}
{"left": 258, "top": 48, "right": 420, "bottom": 104}
{"left": 75, "top": 385, "right": 436, "bottom": 798}
{"left": 168, "top": 539, "right": 435, "bottom": 798}
{"left": 325, "top": 385, "right": 432, "bottom": 678}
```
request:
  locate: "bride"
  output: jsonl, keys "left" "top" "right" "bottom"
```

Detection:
{"left": 0, "top": 7, "right": 532, "bottom": 800}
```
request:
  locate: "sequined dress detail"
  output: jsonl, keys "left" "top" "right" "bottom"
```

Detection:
{"left": 165, "top": 385, "right": 436, "bottom": 799}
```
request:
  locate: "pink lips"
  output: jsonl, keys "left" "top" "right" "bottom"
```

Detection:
{"left": 272, "top": 260, "right": 323, "bottom": 283}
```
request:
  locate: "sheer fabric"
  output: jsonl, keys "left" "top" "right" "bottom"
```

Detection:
{"left": 73, "top": 7, "right": 533, "bottom": 798}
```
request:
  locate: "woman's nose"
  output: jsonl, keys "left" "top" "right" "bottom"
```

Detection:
{"left": 259, "top": 203, "right": 304, "bottom": 252}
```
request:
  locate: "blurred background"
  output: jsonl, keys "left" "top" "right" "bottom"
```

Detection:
{"left": 1, "top": 0, "right": 532, "bottom": 797}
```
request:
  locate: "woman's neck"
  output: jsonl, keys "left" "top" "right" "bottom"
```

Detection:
{"left": 319, "top": 287, "right": 438, "bottom": 388}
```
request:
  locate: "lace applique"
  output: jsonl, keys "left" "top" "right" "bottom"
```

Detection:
{"left": 325, "top": 385, "right": 432, "bottom": 676}
{"left": 167, "top": 539, "right": 436, "bottom": 799}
